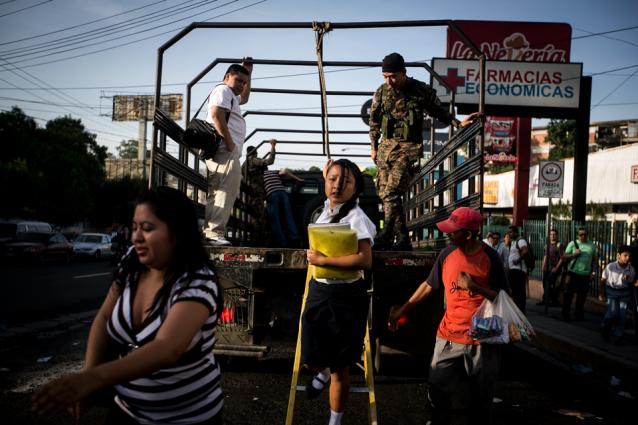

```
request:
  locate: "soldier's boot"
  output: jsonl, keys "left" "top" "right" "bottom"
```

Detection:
{"left": 391, "top": 224, "right": 412, "bottom": 251}
{"left": 374, "top": 217, "right": 395, "bottom": 251}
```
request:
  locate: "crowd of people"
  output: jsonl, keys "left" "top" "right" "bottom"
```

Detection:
{"left": 31, "top": 53, "right": 638, "bottom": 425}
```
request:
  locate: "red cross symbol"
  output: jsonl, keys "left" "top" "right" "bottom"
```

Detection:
{"left": 441, "top": 68, "right": 466, "bottom": 94}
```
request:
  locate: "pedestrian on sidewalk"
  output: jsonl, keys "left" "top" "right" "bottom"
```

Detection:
{"left": 599, "top": 245, "right": 637, "bottom": 344}
{"left": 508, "top": 225, "right": 530, "bottom": 313}
{"left": 388, "top": 207, "right": 509, "bottom": 425}
{"left": 561, "top": 227, "right": 598, "bottom": 321}
{"left": 33, "top": 187, "right": 224, "bottom": 424}
{"left": 484, "top": 232, "right": 500, "bottom": 250}
{"left": 497, "top": 232, "right": 511, "bottom": 273}
{"left": 539, "top": 228, "right": 564, "bottom": 306}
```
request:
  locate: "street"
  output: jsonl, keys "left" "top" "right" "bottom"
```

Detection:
{"left": 0, "top": 262, "right": 636, "bottom": 424}
{"left": 0, "top": 260, "right": 113, "bottom": 326}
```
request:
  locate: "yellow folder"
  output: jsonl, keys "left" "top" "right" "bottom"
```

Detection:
{"left": 308, "top": 223, "right": 359, "bottom": 280}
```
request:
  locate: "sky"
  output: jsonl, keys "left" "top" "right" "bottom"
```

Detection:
{"left": 1, "top": 0, "right": 637, "bottom": 171}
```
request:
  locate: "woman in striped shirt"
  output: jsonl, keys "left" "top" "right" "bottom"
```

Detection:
{"left": 33, "top": 187, "right": 223, "bottom": 424}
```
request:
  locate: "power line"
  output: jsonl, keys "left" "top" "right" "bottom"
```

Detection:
{"left": 2, "top": 0, "right": 267, "bottom": 70}
{"left": 0, "top": 1, "right": 18, "bottom": 7}
{"left": 0, "top": 0, "right": 52, "bottom": 19}
{"left": 574, "top": 26, "right": 638, "bottom": 49}
{"left": 592, "top": 66, "right": 638, "bottom": 110}
{"left": 0, "top": 58, "right": 137, "bottom": 135}
{"left": 0, "top": 0, "right": 228, "bottom": 60}
{"left": 0, "top": 96, "right": 102, "bottom": 108}
{"left": 572, "top": 25, "right": 638, "bottom": 40}
{"left": 0, "top": 0, "right": 216, "bottom": 58}
{"left": 0, "top": 0, "right": 169, "bottom": 46}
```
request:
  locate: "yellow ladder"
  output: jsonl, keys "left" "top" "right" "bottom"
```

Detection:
{"left": 285, "top": 267, "right": 378, "bottom": 425}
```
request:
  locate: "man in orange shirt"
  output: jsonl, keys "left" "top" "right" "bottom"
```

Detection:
{"left": 389, "top": 207, "right": 509, "bottom": 425}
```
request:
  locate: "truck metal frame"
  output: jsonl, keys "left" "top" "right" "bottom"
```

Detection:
{"left": 150, "top": 20, "right": 486, "bottom": 358}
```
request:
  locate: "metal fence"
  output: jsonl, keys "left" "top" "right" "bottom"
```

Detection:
{"left": 486, "top": 220, "right": 637, "bottom": 297}
{"left": 406, "top": 118, "right": 484, "bottom": 250}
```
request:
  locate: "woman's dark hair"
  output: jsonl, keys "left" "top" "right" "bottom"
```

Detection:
{"left": 135, "top": 186, "right": 209, "bottom": 274}
{"left": 133, "top": 187, "right": 221, "bottom": 317}
{"left": 326, "top": 159, "right": 364, "bottom": 224}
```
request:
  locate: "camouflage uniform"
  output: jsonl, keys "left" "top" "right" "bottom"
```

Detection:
{"left": 244, "top": 147, "right": 275, "bottom": 245}
{"left": 370, "top": 77, "right": 456, "bottom": 246}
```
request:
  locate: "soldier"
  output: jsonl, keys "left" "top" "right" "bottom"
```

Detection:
{"left": 370, "top": 52, "right": 477, "bottom": 250}
{"left": 244, "top": 139, "right": 277, "bottom": 245}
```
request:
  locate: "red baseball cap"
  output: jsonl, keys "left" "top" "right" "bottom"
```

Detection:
{"left": 436, "top": 207, "right": 483, "bottom": 233}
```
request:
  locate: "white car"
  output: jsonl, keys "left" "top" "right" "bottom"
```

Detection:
{"left": 73, "top": 233, "right": 112, "bottom": 259}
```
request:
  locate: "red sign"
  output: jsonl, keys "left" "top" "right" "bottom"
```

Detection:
{"left": 484, "top": 116, "right": 517, "bottom": 162}
{"left": 446, "top": 20, "right": 572, "bottom": 163}
{"left": 447, "top": 20, "right": 572, "bottom": 63}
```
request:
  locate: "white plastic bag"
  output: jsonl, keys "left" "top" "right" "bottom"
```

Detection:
{"left": 470, "top": 290, "right": 535, "bottom": 344}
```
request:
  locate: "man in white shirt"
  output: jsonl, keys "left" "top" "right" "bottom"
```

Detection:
{"left": 203, "top": 59, "right": 252, "bottom": 246}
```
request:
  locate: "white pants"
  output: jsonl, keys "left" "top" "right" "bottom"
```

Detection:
{"left": 203, "top": 149, "right": 241, "bottom": 239}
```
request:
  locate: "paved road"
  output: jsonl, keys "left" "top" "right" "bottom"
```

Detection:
{"left": 0, "top": 260, "right": 113, "bottom": 326}
{"left": 1, "top": 262, "right": 635, "bottom": 424}
{"left": 0, "top": 319, "right": 635, "bottom": 425}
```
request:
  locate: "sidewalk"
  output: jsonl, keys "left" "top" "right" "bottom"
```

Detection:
{"left": 524, "top": 279, "right": 638, "bottom": 388}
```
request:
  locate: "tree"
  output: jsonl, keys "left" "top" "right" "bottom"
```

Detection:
{"left": 90, "top": 176, "right": 148, "bottom": 227}
{"left": 547, "top": 119, "right": 577, "bottom": 160}
{"left": 0, "top": 108, "right": 107, "bottom": 224}
{"left": 363, "top": 166, "right": 377, "bottom": 180}
{"left": 0, "top": 108, "right": 41, "bottom": 219}
{"left": 308, "top": 166, "right": 321, "bottom": 172}
{"left": 552, "top": 199, "right": 572, "bottom": 219}
{"left": 116, "top": 139, "right": 139, "bottom": 159}
{"left": 587, "top": 201, "right": 610, "bottom": 221}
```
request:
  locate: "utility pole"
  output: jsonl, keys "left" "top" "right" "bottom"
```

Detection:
{"left": 138, "top": 98, "right": 148, "bottom": 179}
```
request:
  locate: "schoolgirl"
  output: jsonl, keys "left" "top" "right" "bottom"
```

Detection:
{"left": 303, "top": 159, "right": 377, "bottom": 425}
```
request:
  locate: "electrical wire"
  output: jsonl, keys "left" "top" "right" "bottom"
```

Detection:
{"left": 0, "top": 0, "right": 51, "bottom": 19}
{"left": 592, "top": 66, "right": 638, "bottom": 110}
{"left": 0, "top": 0, "right": 169, "bottom": 46}
{"left": 2, "top": 0, "right": 266, "bottom": 70}
{"left": 1, "top": 1, "right": 233, "bottom": 61}
{"left": 0, "top": 0, "right": 216, "bottom": 57}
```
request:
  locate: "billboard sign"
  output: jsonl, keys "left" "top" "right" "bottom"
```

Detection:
{"left": 432, "top": 59, "right": 582, "bottom": 109}
{"left": 113, "top": 94, "right": 183, "bottom": 122}
{"left": 484, "top": 116, "right": 517, "bottom": 163}
{"left": 447, "top": 20, "right": 572, "bottom": 63}
{"left": 483, "top": 180, "right": 499, "bottom": 204}
{"left": 538, "top": 160, "right": 565, "bottom": 198}
{"left": 447, "top": 21, "right": 572, "bottom": 163}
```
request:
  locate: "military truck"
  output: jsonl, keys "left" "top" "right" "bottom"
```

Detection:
{"left": 149, "top": 20, "right": 486, "bottom": 364}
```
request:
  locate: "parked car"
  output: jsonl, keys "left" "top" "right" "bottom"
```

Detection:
{"left": 3, "top": 232, "right": 73, "bottom": 263}
{"left": 0, "top": 220, "right": 53, "bottom": 245}
{"left": 72, "top": 233, "right": 113, "bottom": 260}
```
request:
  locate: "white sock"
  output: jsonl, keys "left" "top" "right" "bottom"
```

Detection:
{"left": 312, "top": 368, "right": 330, "bottom": 390}
{"left": 328, "top": 409, "right": 343, "bottom": 425}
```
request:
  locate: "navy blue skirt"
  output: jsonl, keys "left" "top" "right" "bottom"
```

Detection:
{"left": 301, "top": 278, "right": 368, "bottom": 369}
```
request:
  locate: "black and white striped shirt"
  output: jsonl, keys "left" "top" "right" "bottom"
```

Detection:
{"left": 263, "top": 169, "right": 286, "bottom": 197}
{"left": 107, "top": 249, "right": 222, "bottom": 424}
